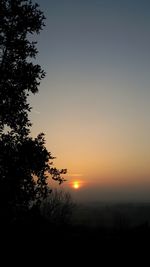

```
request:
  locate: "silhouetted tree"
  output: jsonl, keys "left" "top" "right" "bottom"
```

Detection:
{"left": 0, "top": 0, "right": 66, "bottom": 224}
{"left": 41, "top": 189, "right": 75, "bottom": 226}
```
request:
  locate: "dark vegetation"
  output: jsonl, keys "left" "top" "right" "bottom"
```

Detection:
{"left": 0, "top": 0, "right": 66, "bottom": 226}
{"left": 0, "top": 0, "right": 150, "bottom": 260}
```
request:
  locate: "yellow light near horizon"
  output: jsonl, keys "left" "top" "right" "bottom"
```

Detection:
{"left": 73, "top": 181, "right": 80, "bottom": 189}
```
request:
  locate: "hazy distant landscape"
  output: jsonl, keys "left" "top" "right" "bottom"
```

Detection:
{"left": 71, "top": 201, "right": 150, "bottom": 229}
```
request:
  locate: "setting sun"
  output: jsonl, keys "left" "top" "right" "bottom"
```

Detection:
{"left": 73, "top": 181, "right": 80, "bottom": 190}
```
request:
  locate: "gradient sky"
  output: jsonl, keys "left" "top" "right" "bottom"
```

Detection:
{"left": 30, "top": 0, "right": 150, "bottom": 202}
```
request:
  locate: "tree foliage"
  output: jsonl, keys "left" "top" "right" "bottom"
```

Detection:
{"left": 0, "top": 0, "right": 45, "bottom": 134}
{"left": 0, "top": 0, "right": 66, "bottom": 223}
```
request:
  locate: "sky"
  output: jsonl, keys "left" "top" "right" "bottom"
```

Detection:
{"left": 30, "top": 0, "right": 150, "bottom": 202}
